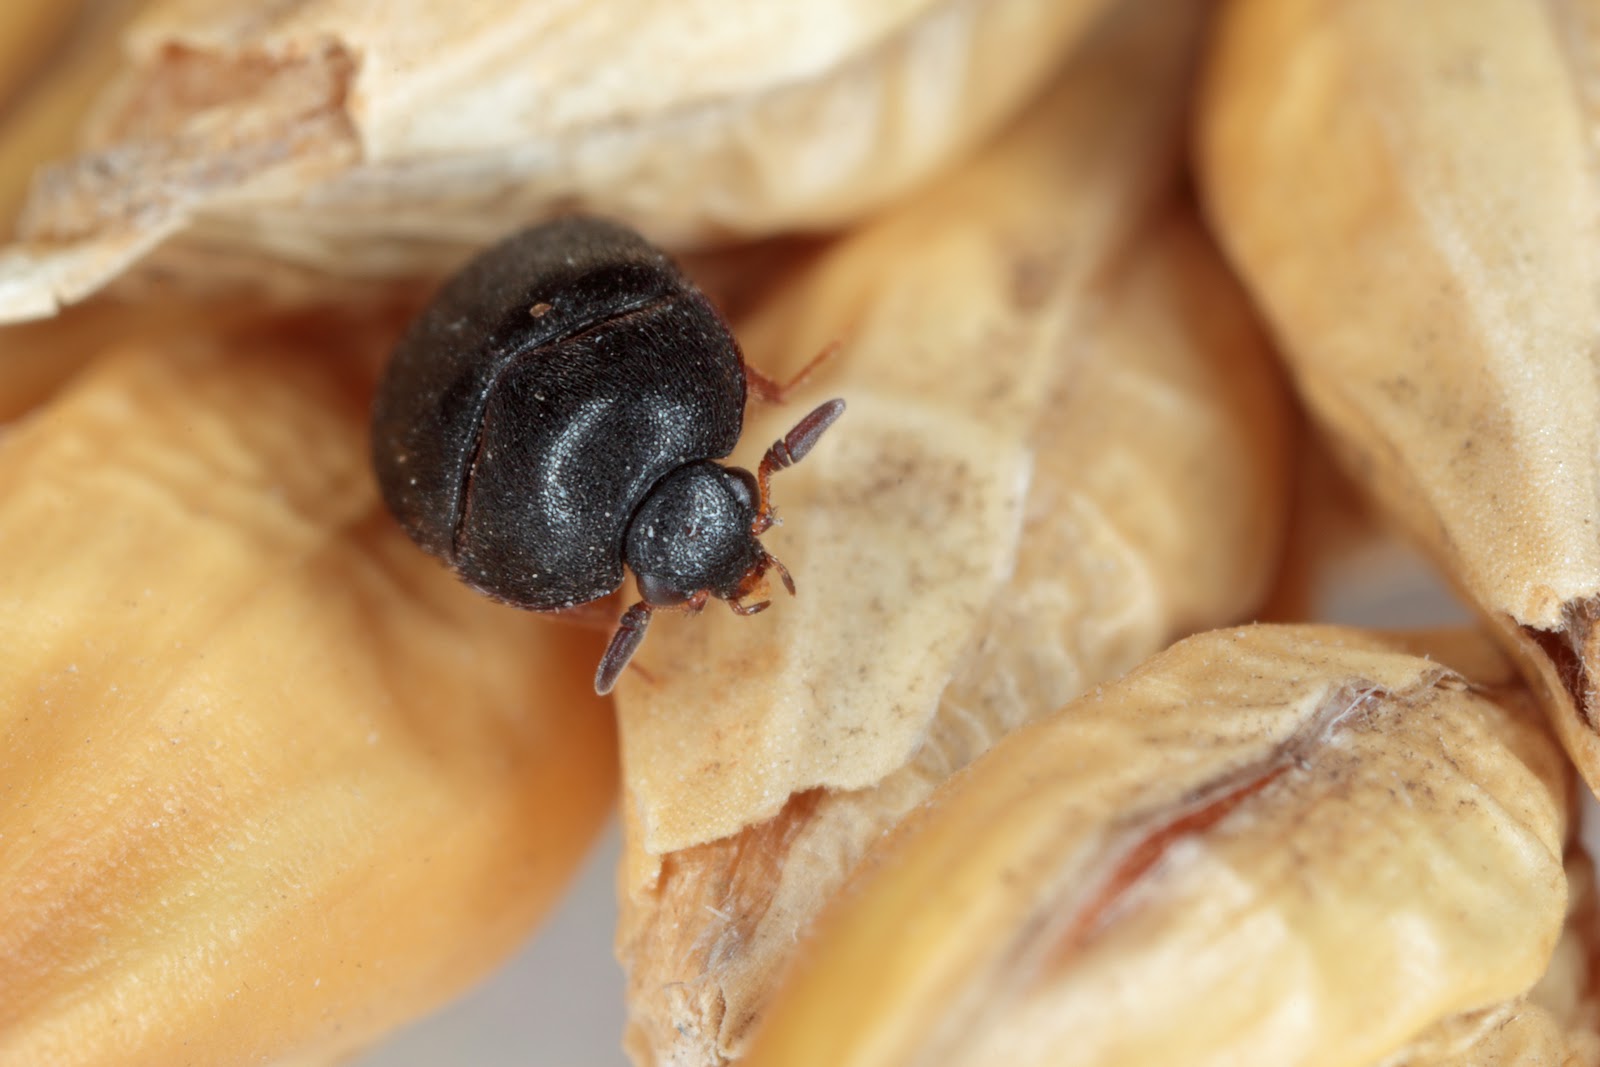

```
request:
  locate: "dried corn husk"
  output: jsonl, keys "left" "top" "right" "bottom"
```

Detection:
{"left": 1197, "top": 1, "right": 1600, "bottom": 798}
{"left": 0, "top": 0, "right": 148, "bottom": 234}
{"left": 739, "top": 626, "right": 1572, "bottom": 1067}
{"left": 614, "top": 6, "right": 1294, "bottom": 1062}
{"left": 0, "top": 317, "right": 616, "bottom": 1066}
{"left": 0, "top": 0, "right": 1116, "bottom": 321}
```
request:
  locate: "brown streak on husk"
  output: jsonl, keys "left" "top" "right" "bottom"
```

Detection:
{"left": 1055, "top": 766, "right": 1292, "bottom": 963}
{"left": 1049, "top": 679, "right": 1405, "bottom": 964}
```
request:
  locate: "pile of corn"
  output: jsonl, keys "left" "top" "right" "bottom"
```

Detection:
{"left": 1, "top": 1, "right": 1595, "bottom": 1064}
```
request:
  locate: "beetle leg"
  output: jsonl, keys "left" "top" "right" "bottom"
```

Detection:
{"left": 765, "top": 552, "right": 796, "bottom": 596}
{"left": 744, "top": 340, "right": 841, "bottom": 405}
{"left": 728, "top": 548, "right": 793, "bottom": 617}
{"left": 595, "top": 602, "right": 653, "bottom": 695}
{"left": 753, "top": 398, "right": 847, "bottom": 533}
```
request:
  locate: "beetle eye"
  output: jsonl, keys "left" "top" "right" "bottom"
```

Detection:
{"left": 726, "top": 468, "right": 759, "bottom": 512}
{"left": 637, "top": 571, "right": 693, "bottom": 606}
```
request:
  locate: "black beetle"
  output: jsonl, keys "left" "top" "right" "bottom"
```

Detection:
{"left": 371, "top": 215, "right": 844, "bottom": 695}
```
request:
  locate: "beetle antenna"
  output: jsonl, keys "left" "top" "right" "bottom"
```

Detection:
{"left": 753, "top": 398, "right": 846, "bottom": 534}
{"left": 596, "top": 602, "right": 652, "bottom": 695}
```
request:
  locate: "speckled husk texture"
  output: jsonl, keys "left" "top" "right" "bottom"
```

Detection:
{"left": 1199, "top": 0, "right": 1600, "bottom": 814}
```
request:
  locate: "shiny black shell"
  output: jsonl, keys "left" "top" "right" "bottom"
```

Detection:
{"left": 370, "top": 216, "right": 747, "bottom": 611}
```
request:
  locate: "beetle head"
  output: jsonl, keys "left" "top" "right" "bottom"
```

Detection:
{"left": 624, "top": 461, "right": 768, "bottom": 607}
{"left": 597, "top": 399, "right": 843, "bottom": 694}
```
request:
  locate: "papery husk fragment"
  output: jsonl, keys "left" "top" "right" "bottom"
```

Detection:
{"left": 740, "top": 625, "right": 1572, "bottom": 1067}
{"left": 1198, "top": 0, "right": 1600, "bottom": 798}
{"left": 614, "top": 5, "right": 1294, "bottom": 1062}
{"left": 0, "top": 0, "right": 1116, "bottom": 320}
{"left": 0, "top": 317, "right": 616, "bottom": 1066}
{"left": 0, "top": 0, "right": 143, "bottom": 235}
